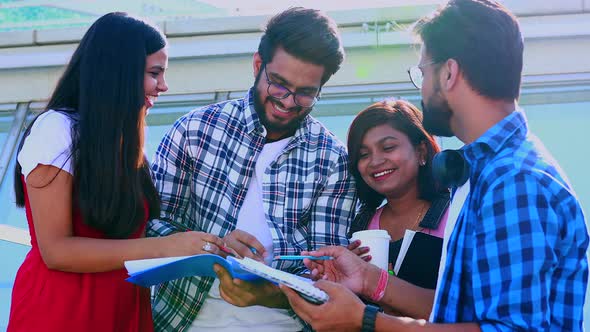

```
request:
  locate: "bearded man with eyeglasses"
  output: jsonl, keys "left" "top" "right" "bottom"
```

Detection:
{"left": 148, "top": 7, "right": 356, "bottom": 332}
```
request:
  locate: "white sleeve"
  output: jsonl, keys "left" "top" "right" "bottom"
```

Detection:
{"left": 17, "top": 110, "right": 74, "bottom": 179}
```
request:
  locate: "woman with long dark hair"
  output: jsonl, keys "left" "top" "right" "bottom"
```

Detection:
{"left": 346, "top": 99, "right": 450, "bottom": 318}
{"left": 8, "top": 12, "right": 224, "bottom": 331}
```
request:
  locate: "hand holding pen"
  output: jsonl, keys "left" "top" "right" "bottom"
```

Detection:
{"left": 222, "top": 229, "right": 267, "bottom": 263}
{"left": 159, "top": 219, "right": 227, "bottom": 257}
{"left": 162, "top": 219, "right": 265, "bottom": 261}
{"left": 161, "top": 218, "right": 239, "bottom": 258}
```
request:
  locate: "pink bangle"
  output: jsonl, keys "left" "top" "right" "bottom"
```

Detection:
{"left": 369, "top": 268, "right": 389, "bottom": 302}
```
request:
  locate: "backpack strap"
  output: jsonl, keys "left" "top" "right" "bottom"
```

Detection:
{"left": 419, "top": 193, "right": 450, "bottom": 230}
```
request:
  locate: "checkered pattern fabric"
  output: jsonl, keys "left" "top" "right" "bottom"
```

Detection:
{"left": 431, "top": 110, "right": 589, "bottom": 331}
{"left": 148, "top": 89, "right": 356, "bottom": 331}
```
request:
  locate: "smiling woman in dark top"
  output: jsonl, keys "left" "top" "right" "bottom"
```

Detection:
{"left": 346, "top": 99, "right": 449, "bottom": 317}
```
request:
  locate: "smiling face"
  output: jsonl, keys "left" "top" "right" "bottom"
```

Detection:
{"left": 357, "top": 124, "right": 425, "bottom": 199}
{"left": 143, "top": 47, "right": 169, "bottom": 113}
{"left": 253, "top": 47, "right": 324, "bottom": 141}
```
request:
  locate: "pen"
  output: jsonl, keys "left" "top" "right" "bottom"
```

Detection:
{"left": 220, "top": 245, "right": 240, "bottom": 258}
{"left": 274, "top": 255, "right": 333, "bottom": 261}
{"left": 250, "top": 247, "right": 266, "bottom": 258}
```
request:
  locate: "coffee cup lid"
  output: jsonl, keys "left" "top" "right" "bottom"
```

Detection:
{"left": 351, "top": 229, "right": 391, "bottom": 240}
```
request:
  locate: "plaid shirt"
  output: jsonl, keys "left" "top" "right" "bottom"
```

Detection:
{"left": 147, "top": 89, "right": 356, "bottom": 331}
{"left": 431, "top": 110, "right": 589, "bottom": 331}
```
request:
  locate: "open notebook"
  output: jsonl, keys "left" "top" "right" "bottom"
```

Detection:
{"left": 237, "top": 257, "right": 329, "bottom": 304}
{"left": 125, "top": 254, "right": 261, "bottom": 286}
{"left": 125, "top": 254, "right": 328, "bottom": 304}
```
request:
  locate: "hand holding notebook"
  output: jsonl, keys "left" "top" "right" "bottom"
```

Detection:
{"left": 125, "top": 254, "right": 329, "bottom": 304}
{"left": 125, "top": 254, "right": 262, "bottom": 287}
{"left": 237, "top": 257, "right": 329, "bottom": 304}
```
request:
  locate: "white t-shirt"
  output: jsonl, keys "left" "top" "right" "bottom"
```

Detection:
{"left": 190, "top": 137, "right": 303, "bottom": 332}
{"left": 234, "top": 138, "right": 290, "bottom": 260}
{"left": 430, "top": 179, "right": 470, "bottom": 322}
{"left": 18, "top": 110, "right": 74, "bottom": 178}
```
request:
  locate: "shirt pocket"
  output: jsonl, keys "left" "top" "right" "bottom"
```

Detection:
{"left": 281, "top": 175, "right": 325, "bottom": 228}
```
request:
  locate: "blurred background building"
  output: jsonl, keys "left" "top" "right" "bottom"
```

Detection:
{"left": 0, "top": 0, "right": 589, "bottom": 330}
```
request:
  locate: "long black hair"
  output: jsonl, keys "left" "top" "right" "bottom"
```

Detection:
{"left": 14, "top": 12, "right": 163, "bottom": 238}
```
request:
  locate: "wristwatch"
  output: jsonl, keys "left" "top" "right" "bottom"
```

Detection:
{"left": 361, "top": 304, "right": 379, "bottom": 332}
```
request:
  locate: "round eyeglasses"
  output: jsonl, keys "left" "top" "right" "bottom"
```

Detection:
{"left": 407, "top": 61, "right": 439, "bottom": 90}
{"left": 263, "top": 66, "right": 320, "bottom": 108}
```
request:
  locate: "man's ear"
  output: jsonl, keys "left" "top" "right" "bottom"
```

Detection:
{"left": 441, "top": 58, "right": 460, "bottom": 91}
{"left": 253, "top": 52, "right": 263, "bottom": 79}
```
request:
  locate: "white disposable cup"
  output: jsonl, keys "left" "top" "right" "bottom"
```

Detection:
{"left": 350, "top": 230, "right": 391, "bottom": 271}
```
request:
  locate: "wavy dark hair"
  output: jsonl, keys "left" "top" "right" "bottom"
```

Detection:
{"left": 14, "top": 12, "right": 162, "bottom": 238}
{"left": 258, "top": 7, "right": 344, "bottom": 85}
{"left": 347, "top": 100, "right": 447, "bottom": 231}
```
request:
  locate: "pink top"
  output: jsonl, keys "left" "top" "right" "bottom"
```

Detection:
{"left": 367, "top": 205, "right": 448, "bottom": 238}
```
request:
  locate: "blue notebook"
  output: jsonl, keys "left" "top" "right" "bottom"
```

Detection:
{"left": 125, "top": 254, "right": 262, "bottom": 287}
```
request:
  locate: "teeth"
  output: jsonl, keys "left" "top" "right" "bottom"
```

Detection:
{"left": 373, "top": 169, "right": 394, "bottom": 177}
{"left": 274, "top": 103, "right": 290, "bottom": 113}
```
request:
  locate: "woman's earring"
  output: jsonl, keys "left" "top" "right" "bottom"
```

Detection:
{"left": 420, "top": 160, "right": 426, "bottom": 166}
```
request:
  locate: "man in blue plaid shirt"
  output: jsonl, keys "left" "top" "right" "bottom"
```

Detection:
{"left": 281, "top": 1, "right": 589, "bottom": 331}
{"left": 416, "top": 1, "right": 588, "bottom": 328}
{"left": 148, "top": 7, "right": 356, "bottom": 332}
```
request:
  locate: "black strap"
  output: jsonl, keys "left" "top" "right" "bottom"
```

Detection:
{"left": 347, "top": 203, "right": 378, "bottom": 238}
{"left": 361, "top": 304, "right": 380, "bottom": 332}
{"left": 349, "top": 193, "right": 449, "bottom": 238}
{"left": 418, "top": 193, "right": 450, "bottom": 230}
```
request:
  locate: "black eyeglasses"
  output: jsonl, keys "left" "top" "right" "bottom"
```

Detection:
{"left": 263, "top": 65, "right": 320, "bottom": 108}
{"left": 407, "top": 61, "right": 439, "bottom": 90}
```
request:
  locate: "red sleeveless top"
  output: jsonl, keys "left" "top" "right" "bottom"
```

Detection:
{"left": 8, "top": 178, "right": 154, "bottom": 332}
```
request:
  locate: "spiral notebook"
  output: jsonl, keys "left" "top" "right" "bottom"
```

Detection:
{"left": 236, "top": 257, "right": 329, "bottom": 304}
{"left": 125, "top": 254, "right": 262, "bottom": 287}
{"left": 125, "top": 254, "right": 329, "bottom": 304}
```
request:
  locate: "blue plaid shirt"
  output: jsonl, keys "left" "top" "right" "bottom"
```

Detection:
{"left": 431, "top": 110, "right": 589, "bottom": 331}
{"left": 147, "top": 89, "right": 356, "bottom": 331}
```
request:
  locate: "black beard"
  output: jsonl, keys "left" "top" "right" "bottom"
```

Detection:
{"left": 421, "top": 99, "right": 454, "bottom": 137}
{"left": 252, "top": 71, "right": 266, "bottom": 120}
{"left": 252, "top": 78, "right": 304, "bottom": 139}
{"left": 252, "top": 82, "right": 267, "bottom": 123}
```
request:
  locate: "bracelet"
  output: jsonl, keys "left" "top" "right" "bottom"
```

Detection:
{"left": 369, "top": 269, "right": 389, "bottom": 302}
{"left": 361, "top": 304, "right": 380, "bottom": 332}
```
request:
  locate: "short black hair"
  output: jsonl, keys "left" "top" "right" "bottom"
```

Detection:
{"left": 414, "top": 0, "right": 523, "bottom": 100}
{"left": 258, "top": 7, "right": 345, "bottom": 85}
